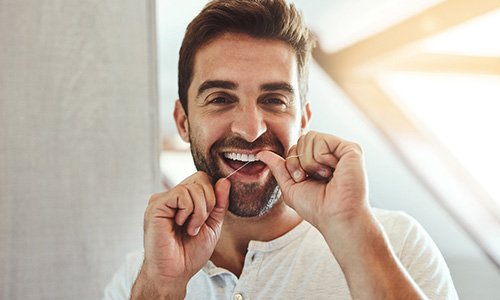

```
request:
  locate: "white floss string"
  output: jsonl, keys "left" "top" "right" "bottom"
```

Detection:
{"left": 225, "top": 161, "right": 253, "bottom": 179}
{"left": 224, "top": 154, "right": 305, "bottom": 179}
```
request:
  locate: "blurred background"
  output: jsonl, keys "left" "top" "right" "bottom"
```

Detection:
{"left": 1, "top": 0, "right": 499, "bottom": 299}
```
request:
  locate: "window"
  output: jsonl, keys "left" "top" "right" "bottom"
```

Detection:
{"left": 313, "top": 2, "right": 500, "bottom": 265}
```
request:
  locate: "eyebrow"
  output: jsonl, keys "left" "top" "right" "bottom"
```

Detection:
{"left": 197, "top": 80, "right": 238, "bottom": 97}
{"left": 260, "top": 82, "right": 294, "bottom": 94}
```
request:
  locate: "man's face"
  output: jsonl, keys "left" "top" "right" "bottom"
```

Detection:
{"left": 175, "top": 32, "right": 309, "bottom": 217}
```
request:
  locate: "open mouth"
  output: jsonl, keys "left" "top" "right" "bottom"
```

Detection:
{"left": 221, "top": 152, "right": 267, "bottom": 177}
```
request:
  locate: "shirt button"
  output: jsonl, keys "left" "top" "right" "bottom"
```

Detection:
{"left": 234, "top": 293, "right": 243, "bottom": 300}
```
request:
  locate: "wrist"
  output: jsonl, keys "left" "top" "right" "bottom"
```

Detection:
{"left": 318, "top": 207, "right": 385, "bottom": 258}
{"left": 131, "top": 262, "right": 188, "bottom": 300}
{"left": 316, "top": 205, "right": 373, "bottom": 237}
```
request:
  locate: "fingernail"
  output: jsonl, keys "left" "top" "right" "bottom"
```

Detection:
{"left": 293, "top": 170, "right": 302, "bottom": 181}
{"left": 318, "top": 168, "right": 330, "bottom": 178}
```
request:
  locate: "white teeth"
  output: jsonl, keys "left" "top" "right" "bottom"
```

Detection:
{"left": 224, "top": 152, "right": 259, "bottom": 162}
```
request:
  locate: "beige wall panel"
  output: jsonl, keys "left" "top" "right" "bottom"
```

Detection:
{"left": 0, "top": 1, "right": 159, "bottom": 299}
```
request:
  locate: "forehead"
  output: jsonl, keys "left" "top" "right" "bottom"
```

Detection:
{"left": 190, "top": 33, "right": 299, "bottom": 89}
{"left": 196, "top": 32, "right": 296, "bottom": 61}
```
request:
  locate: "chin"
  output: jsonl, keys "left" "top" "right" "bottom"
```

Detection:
{"left": 227, "top": 183, "right": 281, "bottom": 217}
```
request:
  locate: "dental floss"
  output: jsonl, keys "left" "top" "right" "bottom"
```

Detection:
{"left": 225, "top": 161, "right": 253, "bottom": 179}
{"left": 225, "top": 154, "right": 303, "bottom": 179}
{"left": 224, "top": 152, "right": 331, "bottom": 179}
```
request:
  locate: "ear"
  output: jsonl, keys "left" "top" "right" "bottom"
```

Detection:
{"left": 173, "top": 100, "right": 190, "bottom": 143}
{"left": 300, "top": 101, "right": 312, "bottom": 134}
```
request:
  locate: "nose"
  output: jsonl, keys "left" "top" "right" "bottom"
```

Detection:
{"left": 230, "top": 103, "right": 267, "bottom": 143}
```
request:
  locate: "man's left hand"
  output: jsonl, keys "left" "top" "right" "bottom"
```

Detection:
{"left": 257, "top": 131, "right": 370, "bottom": 233}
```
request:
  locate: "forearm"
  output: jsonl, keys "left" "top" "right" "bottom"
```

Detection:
{"left": 321, "top": 210, "right": 427, "bottom": 300}
{"left": 131, "top": 264, "right": 187, "bottom": 300}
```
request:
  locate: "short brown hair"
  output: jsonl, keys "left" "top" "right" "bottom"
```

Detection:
{"left": 178, "top": 0, "right": 316, "bottom": 113}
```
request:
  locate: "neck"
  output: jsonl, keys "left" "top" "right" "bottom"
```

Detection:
{"left": 210, "top": 200, "right": 302, "bottom": 277}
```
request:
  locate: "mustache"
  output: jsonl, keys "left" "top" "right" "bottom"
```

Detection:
{"left": 210, "top": 133, "right": 285, "bottom": 155}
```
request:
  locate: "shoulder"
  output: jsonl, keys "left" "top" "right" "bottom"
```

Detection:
{"left": 372, "top": 208, "right": 445, "bottom": 256}
{"left": 372, "top": 207, "right": 425, "bottom": 251}
{"left": 372, "top": 207, "right": 440, "bottom": 258}
{"left": 372, "top": 208, "right": 458, "bottom": 299}
{"left": 372, "top": 207, "right": 416, "bottom": 228}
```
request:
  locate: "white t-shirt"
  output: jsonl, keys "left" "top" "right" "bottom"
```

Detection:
{"left": 103, "top": 208, "right": 458, "bottom": 299}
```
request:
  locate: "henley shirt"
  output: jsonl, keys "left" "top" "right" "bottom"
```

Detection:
{"left": 103, "top": 208, "right": 458, "bottom": 299}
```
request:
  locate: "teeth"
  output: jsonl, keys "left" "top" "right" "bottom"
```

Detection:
{"left": 224, "top": 152, "right": 259, "bottom": 162}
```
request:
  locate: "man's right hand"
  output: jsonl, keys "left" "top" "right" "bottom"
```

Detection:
{"left": 131, "top": 172, "right": 231, "bottom": 299}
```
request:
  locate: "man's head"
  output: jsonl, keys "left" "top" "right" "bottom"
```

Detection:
{"left": 174, "top": 0, "right": 314, "bottom": 218}
{"left": 178, "top": 0, "right": 315, "bottom": 114}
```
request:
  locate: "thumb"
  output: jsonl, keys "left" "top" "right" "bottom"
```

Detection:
{"left": 209, "top": 178, "right": 231, "bottom": 224}
{"left": 256, "top": 150, "right": 293, "bottom": 189}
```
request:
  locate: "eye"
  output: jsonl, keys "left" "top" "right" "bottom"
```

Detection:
{"left": 210, "top": 97, "right": 228, "bottom": 104}
{"left": 262, "top": 98, "right": 286, "bottom": 105}
{"left": 260, "top": 96, "right": 288, "bottom": 110}
{"left": 208, "top": 95, "right": 235, "bottom": 105}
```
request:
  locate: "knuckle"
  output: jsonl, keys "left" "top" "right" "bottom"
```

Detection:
{"left": 147, "top": 192, "right": 161, "bottom": 205}
{"left": 195, "top": 171, "right": 211, "bottom": 182}
{"left": 181, "top": 171, "right": 213, "bottom": 187}
{"left": 189, "top": 182, "right": 203, "bottom": 194}
{"left": 145, "top": 192, "right": 166, "bottom": 215}
{"left": 305, "top": 131, "right": 316, "bottom": 140}
{"left": 177, "top": 184, "right": 190, "bottom": 194}
{"left": 351, "top": 143, "right": 364, "bottom": 154}
{"left": 169, "top": 185, "right": 192, "bottom": 208}
{"left": 181, "top": 171, "right": 208, "bottom": 184}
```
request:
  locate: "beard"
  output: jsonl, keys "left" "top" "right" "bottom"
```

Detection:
{"left": 189, "top": 131, "right": 285, "bottom": 217}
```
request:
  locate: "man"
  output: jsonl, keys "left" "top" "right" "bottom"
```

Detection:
{"left": 104, "top": 0, "right": 457, "bottom": 299}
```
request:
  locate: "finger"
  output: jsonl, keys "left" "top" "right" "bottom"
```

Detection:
{"left": 296, "top": 132, "right": 307, "bottom": 170}
{"left": 256, "top": 150, "right": 294, "bottom": 189}
{"left": 285, "top": 146, "right": 306, "bottom": 182}
{"left": 206, "top": 178, "right": 230, "bottom": 228}
{"left": 301, "top": 132, "right": 319, "bottom": 173}
{"left": 299, "top": 132, "right": 334, "bottom": 179}
{"left": 172, "top": 186, "right": 194, "bottom": 227}
{"left": 185, "top": 183, "right": 208, "bottom": 236}
{"left": 314, "top": 150, "right": 338, "bottom": 170}
{"left": 197, "top": 174, "right": 216, "bottom": 215}
{"left": 296, "top": 133, "right": 326, "bottom": 178}
{"left": 146, "top": 192, "right": 174, "bottom": 219}
{"left": 312, "top": 133, "right": 339, "bottom": 167}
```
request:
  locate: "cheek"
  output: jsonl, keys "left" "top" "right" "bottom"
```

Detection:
{"left": 286, "top": 125, "right": 302, "bottom": 149}
{"left": 268, "top": 117, "right": 302, "bottom": 151}
{"left": 189, "top": 115, "right": 229, "bottom": 148}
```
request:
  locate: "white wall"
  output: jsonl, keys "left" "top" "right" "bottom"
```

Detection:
{"left": 0, "top": 1, "right": 159, "bottom": 299}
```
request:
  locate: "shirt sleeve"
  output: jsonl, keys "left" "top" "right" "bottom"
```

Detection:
{"left": 384, "top": 211, "right": 459, "bottom": 300}
{"left": 102, "top": 251, "right": 144, "bottom": 300}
